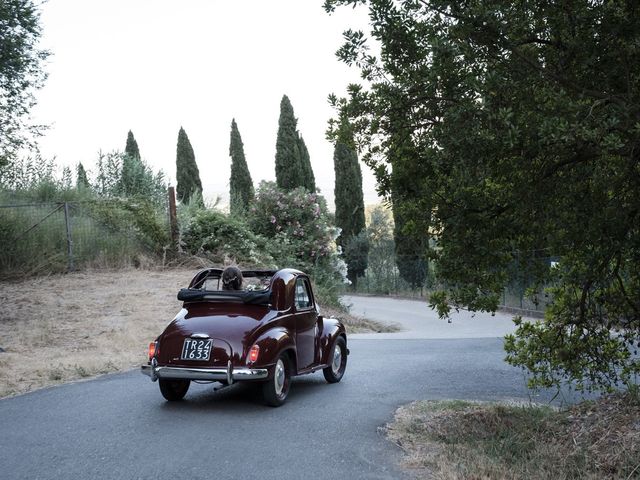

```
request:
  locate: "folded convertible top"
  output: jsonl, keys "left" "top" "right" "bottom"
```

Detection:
{"left": 177, "top": 288, "right": 271, "bottom": 305}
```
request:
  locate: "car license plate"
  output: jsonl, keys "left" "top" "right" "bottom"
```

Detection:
{"left": 181, "top": 338, "right": 212, "bottom": 361}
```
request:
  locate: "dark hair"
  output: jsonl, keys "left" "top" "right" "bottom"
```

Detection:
{"left": 222, "top": 266, "right": 243, "bottom": 290}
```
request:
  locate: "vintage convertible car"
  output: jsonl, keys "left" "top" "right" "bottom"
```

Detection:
{"left": 141, "top": 268, "right": 348, "bottom": 406}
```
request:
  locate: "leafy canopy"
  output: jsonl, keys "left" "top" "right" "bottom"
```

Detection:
{"left": 0, "top": 0, "right": 49, "bottom": 167}
{"left": 326, "top": 0, "right": 640, "bottom": 391}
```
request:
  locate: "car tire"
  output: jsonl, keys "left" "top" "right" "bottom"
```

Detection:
{"left": 323, "top": 336, "right": 347, "bottom": 384}
{"left": 159, "top": 378, "right": 190, "bottom": 401}
{"left": 262, "top": 354, "right": 291, "bottom": 407}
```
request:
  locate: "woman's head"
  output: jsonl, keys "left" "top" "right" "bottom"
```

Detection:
{"left": 222, "top": 266, "right": 243, "bottom": 290}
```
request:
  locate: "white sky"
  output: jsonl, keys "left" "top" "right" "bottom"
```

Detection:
{"left": 31, "top": 0, "right": 380, "bottom": 210}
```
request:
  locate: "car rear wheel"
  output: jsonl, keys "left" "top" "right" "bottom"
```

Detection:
{"left": 262, "top": 354, "right": 291, "bottom": 407}
{"left": 159, "top": 378, "right": 190, "bottom": 401}
{"left": 323, "top": 336, "right": 347, "bottom": 383}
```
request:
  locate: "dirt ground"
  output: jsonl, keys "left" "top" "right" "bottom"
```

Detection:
{"left": 0, "top": 268, "right": 385, "bottom": 398}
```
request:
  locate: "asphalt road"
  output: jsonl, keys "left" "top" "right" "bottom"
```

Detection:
{"left": 0, "top": 297, "right": 582, "bottom": 480}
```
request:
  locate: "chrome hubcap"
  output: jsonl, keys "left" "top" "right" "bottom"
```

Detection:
{"left": 274, "top": 359, "right": 286, "bottom": 396}
{"left": 331, "top": 344, "right": 342, "bottom": 375}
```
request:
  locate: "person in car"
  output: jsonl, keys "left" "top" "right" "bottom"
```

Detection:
{"left": 221, "top": 266, "right": 243, "bottom": 290}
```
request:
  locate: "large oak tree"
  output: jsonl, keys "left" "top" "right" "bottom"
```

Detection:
{"left": 326, "top": 0, "right": 640, "bottom": 392}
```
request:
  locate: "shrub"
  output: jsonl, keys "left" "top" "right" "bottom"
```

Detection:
{"left": 247, "top": 181, "right": 343, "bottom": 274}
{"left": 246, "top": 181, "right": 349, "bottom": 305}
{"left": 181, "top": 208, "right": 276, "bottom": 267}
{"left": 86, "top": 199, "right": 169, "bottom": 255}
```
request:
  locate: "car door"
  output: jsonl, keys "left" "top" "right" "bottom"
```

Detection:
{"left": 293, "top": 277, "right": 317, "bottom": 371}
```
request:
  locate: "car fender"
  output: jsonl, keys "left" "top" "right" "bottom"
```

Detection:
{"left": 319, "top": 317, "right": 346, "bottom": 365}
{"left": 250, "top": 326, "right": 296, "bottom": 369}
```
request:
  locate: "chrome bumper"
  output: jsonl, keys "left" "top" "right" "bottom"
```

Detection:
{"left": 141, "top": 358, "right": 268, "bottom": 384}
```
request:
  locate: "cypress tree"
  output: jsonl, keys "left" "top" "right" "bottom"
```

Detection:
{"left": 297, "top": 135, "right": 316, "bottom": 192}
{"left": 229, "top": 119, "right": 254, "bottom": 216}
{"left": 76, "top": 162, "right": 90, "bottom": 189}
{"left": 124, "top": 130, "right": 140, "bottom": 160}
{"left": 333, "top": 115, "right": 367, "bottom": 285}
{"left": 121, "top": 130, "right": 145, "bottom": 196}
{"left": 176, "top": 127, "right": 203, "bottom": 204}
{"left": 275, "top": 95, "right": 307, "bottom": 191}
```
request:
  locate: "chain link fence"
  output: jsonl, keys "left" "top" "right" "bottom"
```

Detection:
{"left": 0, "top": 199, "right": 172, "bottom": 277}
{"left": 351, "top": 253, "right": 551, "bottom": 316}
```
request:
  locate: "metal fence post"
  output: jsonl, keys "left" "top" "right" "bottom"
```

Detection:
{"left": 63, "top": 202, "right": 74, "bottom": 271}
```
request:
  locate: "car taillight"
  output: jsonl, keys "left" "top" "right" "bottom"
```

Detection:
{"left": 148, "top": 341, "right": 157, "bottom": 360}
{"left": 248, "top": 344, "right": 260, "bottom": 363}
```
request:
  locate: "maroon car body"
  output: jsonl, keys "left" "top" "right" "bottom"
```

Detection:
{"left": 141, "top": 268, "right": 348, "bottom": 406}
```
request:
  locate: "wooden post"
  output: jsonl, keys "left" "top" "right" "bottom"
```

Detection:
{"left": 168, "top": 187, "right": 179, "bottom": 252}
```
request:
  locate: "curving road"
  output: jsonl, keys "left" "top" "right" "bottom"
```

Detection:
{"left": 0, "top": 296, "right": 582, "bottom": 480}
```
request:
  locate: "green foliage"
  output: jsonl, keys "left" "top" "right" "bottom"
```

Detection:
{"left": 297, "top": 135, "right": 316, "bottom": 192}
{"left": 275, "top": 95, "right": 315, "bottom": 192}
{"left": 229, "top": 119, "right": 254, "bottom": 216}
{"left": 0, "top": 197, "right": 167, "bottom": 275}
{"left": 343, "top": 231, "right": 368, "bottom": 287}
{"left": 181, "top": 208, "right": 274, "bottom": 266}
{"left": 247, "top": 181, "right": 346, "bottom": 280}
{"left": 392, "top": 200, "right": 429, "bottom": 289}
{"left": 0, "top": 0, "right": 49, "bottom": 167}
{"left": 120, "top": 130, "right": 154, "bottom": 198}
{"left": 94, "top": 151, "right": 122, "bottom": 197}
{"left": 0, "top": 155, "right": 55, "bottom": 191}
{"left": 389, "top": 131, "right": 430, "bottom": 289}
{"left": 86, "top": 198, "right": 169, "bottom": 255}
{"left": 327, "top": 0, "right": 640, "bottom": 391}
{"left": 333, "top": 114, "right": 367, "bottom": 284}
{"left": 0, "top": 203, "right": 67, "bottom": 274}
{"left": 0, "top": 154, "right": 170, "bottom": 274}
{"left": 124, "top": 130, "right": 140, "bottom": 160}
{"left": 175, "top": 127, "right": 203, "bottom": 204}
{"left": 362, "top": 205, "right": 398, "bottom": 293}
{"left": 95, "top": 150, "right": 166, "bottom": 208}
{"left": 180, "top": 187, "right": 348, "bottom": 308}
{"left": 0, "top": 155, "right": 86, "bottom": 203}
{"left": 76, "top": 162, "right": 90, "bottom": 190}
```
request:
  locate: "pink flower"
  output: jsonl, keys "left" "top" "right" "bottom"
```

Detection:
{"left": 270, "top": 215, "right": 276, "bottom": 224}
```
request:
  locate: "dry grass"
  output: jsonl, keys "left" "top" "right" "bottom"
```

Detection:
{"left": 385, "top": 393, "right": 640, "bottom": 480}
{"left": 321, "top": 304, "right": 402, "bottom": 334}
{"left": 0, "top": 268, "right": 387, "bottom": 398}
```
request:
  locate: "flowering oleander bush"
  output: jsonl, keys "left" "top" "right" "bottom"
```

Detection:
{"left": 248, "top": 181, "right": 347, "bottom": 283}
{"left": 178, "top": 182, "right": 349, "bottom": 308}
